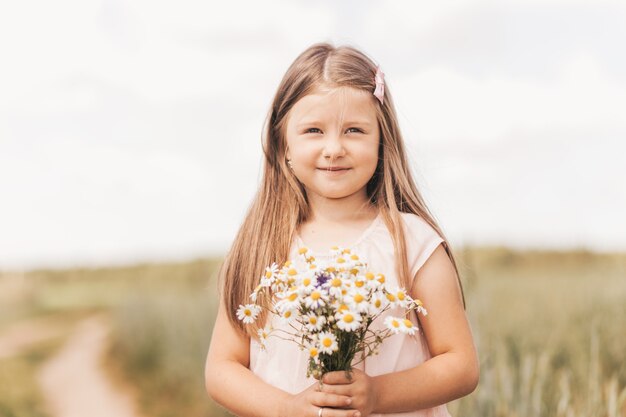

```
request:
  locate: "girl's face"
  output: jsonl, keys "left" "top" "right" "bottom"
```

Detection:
{"left": 285, "top": 86, "right": 380, "bottom": 204}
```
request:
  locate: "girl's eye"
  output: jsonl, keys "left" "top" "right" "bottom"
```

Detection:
{"left": 304, "top": 127, "right": 363, "bottom": 134}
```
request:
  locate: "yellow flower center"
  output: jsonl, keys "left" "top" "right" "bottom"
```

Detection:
{"left": 336, "top": 257, "right": 346, "bottom": 264}
{"left": 392, "top": 320, "right": 400, "bottom": 328}
{"left": 343, "top": 314, "right": 354, "bottom": 323}
{"left": 354, "top": 294, "right": 364, "bottom": 303}
{"left": 311, "top": 291, "right": 321, "bottom": 301}
{"left": 288, "top": 268, "right": 297, "bottom": 276}
{"left": 288, "top": 293, "right": 298, "bottom": 302}
{"left": 265, "top": 271, "right": 272, "bottom": 278}
{"left": 331, "top": 278, "right": 342, "bottom": 287}
{"left": 338, "top": 304, "right": 348, "bottom": 312}
{"left": 403, "top": 319, "right": 413, "bottom": 328}
{"left": 365, "top": 272, "right": 374, "bottom": 280}
{"left": 244, "top": 309, "right": 251, "bottom": 316}
{"left": 397, "top": 292, "right": 406, "bottom": 301}
{"left": 298, "top": 247, "right": 308, "bottom": 254}
{"left": 322, "top": 338, "right": 332, "bottom": 347}
{"left": 284, "top": 311, "right": 291, "bottom": 318}
{"left": 310, "top": 348, "right": 318, "bottom": 357}
{"left": 355, "top": 281, "right": 365, "bottom": 288}
{"left": 374, "top": 299, "right": 381, "bottom": 308}
{"left": 386, "top": 293, "right": 396, "bottom": 302}
{"left": 303, "top": 278, "right": 311, "bottom": 286}
{"left": 350, "top": 254, "right": 359, "bottom": 260}
{"left": 377, "top": 274, "right": 385, "bottom": 284}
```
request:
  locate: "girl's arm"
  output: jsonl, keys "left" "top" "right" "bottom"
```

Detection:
{"left": 205, "top": 297, "right": 358, "bottom": 417}
{"left": 321, "top": 243, "right": 479, "bottom": 414}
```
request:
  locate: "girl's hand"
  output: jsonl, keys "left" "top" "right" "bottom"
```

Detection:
{"left": 281, "top": 381, "right": 359, "bottom": 417}
{"left": 320, "top": 369, "right": 376, "bottom": 417}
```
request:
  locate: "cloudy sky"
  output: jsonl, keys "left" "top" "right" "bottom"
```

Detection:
{"left": 1, "top": 0, "right": 625, "bottom": 269}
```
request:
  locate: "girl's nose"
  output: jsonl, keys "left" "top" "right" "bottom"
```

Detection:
{"left": 322, "top": 134, "right": 345, "bottom": 159}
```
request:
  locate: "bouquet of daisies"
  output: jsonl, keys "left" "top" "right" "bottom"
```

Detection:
{"left": 237, "top": 247, "right": 428, "bottom": 379}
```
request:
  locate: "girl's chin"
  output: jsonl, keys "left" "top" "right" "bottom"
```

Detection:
{"left": 304, "top": 187, "right": 369, "bottom": 202}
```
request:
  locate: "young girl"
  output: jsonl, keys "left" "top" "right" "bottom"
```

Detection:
{"left": 205, "top": 43, "right": 478, "bottom": 417}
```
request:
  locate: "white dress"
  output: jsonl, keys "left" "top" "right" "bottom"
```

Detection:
{"left": 249, "top": 212, "right": 451, "bottom": 417}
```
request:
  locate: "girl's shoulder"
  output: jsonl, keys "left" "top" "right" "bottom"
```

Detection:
{"left": 398, "top": 212, "right": 445, "bottom": 276}
{"left": 398, "top": 212, "right": 441, "bottom": 238}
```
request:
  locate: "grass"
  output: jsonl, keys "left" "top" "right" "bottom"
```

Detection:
{"left": 0, "top": 336, "right": 67, "bottom": 417}
{"left": 448, "top": 247, "right": 626, "bottom": 416}
{"left": 1, "top": 247, "right": 625, "bottom": 417}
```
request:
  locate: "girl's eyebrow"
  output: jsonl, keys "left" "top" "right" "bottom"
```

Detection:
{"left": 296, "top": 120, "right": 373, "bottom": 128}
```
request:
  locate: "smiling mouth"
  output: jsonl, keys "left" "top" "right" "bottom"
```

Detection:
{"left": 317, "top": 167, "right": 350, "bottom": 171}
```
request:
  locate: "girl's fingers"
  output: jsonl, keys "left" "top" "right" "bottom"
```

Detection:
{"left": 313, "top": 406, "right": 360, "bottom": 417}
{"left": 319, "top": 383, "right": 352, "bottom": 397}
{"left": 311, "top": 391, "right": 353, "bottom": 408}
{"left": 322, "top": 371, "right": 353, "bottom": 385}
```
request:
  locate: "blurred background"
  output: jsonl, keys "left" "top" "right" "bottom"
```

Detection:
{"left": 1, "top": 1, "right": 625, "bottom": 416}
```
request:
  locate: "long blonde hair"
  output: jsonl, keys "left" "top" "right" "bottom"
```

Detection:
{"left": 220, "top": 43, "right": 464, "bottom": 336}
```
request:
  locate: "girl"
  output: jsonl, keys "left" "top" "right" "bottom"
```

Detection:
{"left": 205, "top": 43, "right": 478, "bottom": 417}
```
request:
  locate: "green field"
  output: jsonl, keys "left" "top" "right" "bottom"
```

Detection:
{"left": 1, "top": 247, "right": 625, "bottom": 417}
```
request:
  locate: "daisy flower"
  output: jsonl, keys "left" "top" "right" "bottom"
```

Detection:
{"left": 352, "top": 276, "right": 367, "bottom": 290}
{"left": 297, "top": 271, "right": 317, "bottom": 294}
{"left": 304, "top": 312, "right": 326, "bottom": 332}
{"left": 329, "top": 246, "right": 343, "bottom": 257}
{"left": 317, "top": 331, "right": 339, "bottom": 354}
{"left": 250, "top": 284, "right": 262, "bottom": 302}
{"left": 327, "top": 275, "right": 346, "bottom": 298}
{"left": 261, "top": 262, "right": 279, "bottom": 287}
{"left": 400, "top": 318, "right": 417, "bottom": 336}
{"left": 386, "top": 287, "right": 410, "bottom": 308}
{"left": 280, "top": 307, "right": 298, "bottom": 323}
{"left": 304, "top": 289, "right": 328, "bottom": 310}
{"left": 344, "top": 288, "right": 370, "bottom": 313}
{"left": 276, "top": 289, "right": 301, "bottom": 311}
{"left": 384, "top": 316, "right": 403, "bottom": 334}
{"left": 412, "top": 299, "right": 428, "bottom": 316}
{"left": 336, "top": 309, "right": 362, "bottom": 332}
{"left": 304, "top": 336, "right": 320, "bottom": 360}
{"left": 236, "top": 304, "right": 261, "bottom": 324}
{"left": 257, "top": 325, "right": 272, "bottom": 350}
{"left": 364, "top": 271, "right": 381, "bottom": 290}
{"left": 366, "top": 292, "right": 387, "bottom": 315}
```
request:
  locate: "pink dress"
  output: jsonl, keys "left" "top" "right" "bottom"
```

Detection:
{"left": 249, "top": 212, "right": 451, "bottom": 417}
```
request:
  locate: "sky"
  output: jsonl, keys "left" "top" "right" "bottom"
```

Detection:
{"left": 1, "top": 0, "right": 625, "bottom": 269}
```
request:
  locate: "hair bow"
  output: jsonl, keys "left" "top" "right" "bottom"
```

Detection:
{"left": 373, "top": 66, "right": 385, "bottom": 105}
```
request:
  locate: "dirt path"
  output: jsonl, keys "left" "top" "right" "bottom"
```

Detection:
{"left": 37, "top": 315, "right": 144, "bottom": 417}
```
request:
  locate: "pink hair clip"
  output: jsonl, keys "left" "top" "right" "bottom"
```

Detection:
{"left": 373, "top": 65, "right": 385, "bottom": 105}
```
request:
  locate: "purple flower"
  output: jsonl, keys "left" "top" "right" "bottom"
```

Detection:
{"left": 315, "top": 272, "right": 331, "bottom": 288}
